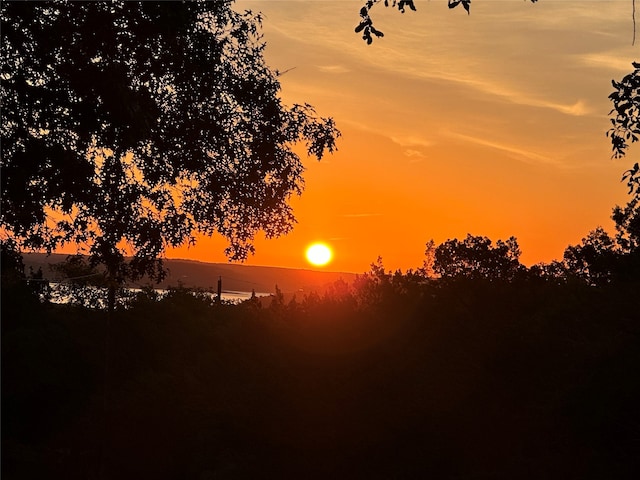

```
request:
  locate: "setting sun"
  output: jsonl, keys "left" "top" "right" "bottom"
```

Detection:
{"left": 305, "top": 242, "right": 333, "bottom": 267}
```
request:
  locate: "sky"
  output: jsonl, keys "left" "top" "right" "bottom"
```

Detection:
{"left": 167, "top": 0, "right": 638, "bottom": 274}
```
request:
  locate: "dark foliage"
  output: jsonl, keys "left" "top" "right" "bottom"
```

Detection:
{"left": 560, "top": 198, "right": 640, "bottom": 285}
{"left": 1, "top": 241, "right": 50, "bottom": 332}
{"left": 609, "top": 62, "right": 640, "bottom": 198}
{"left": 563, "top": 227, "right": 619, "bottom": 285}
{"left": 3, "top": 260, "right": 639, "bottom": 479}
{"left": 1, "top": 1, "right": 340, "bottom": 296}
{"left": 609, "top": 63, "right": 640, "bottom": 161}
{"left": 613, "top": 196, "right": 640, "bottom": 251}
{"left": 432, "top": 234, "right": 525, "bottom": 282}
{"left": 3, "top": 217, "right": 639, "bottom": 477}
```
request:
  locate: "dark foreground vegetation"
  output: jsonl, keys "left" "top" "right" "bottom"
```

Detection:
{"left": 3, "top": 2, "right": 640, "bottom": 477}
{"left": 3, "top": 236, "right": 640, "bottom": 479}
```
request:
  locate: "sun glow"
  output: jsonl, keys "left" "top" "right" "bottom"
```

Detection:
{"left": 305, "top": 242, "right": 333, "bottom": 267}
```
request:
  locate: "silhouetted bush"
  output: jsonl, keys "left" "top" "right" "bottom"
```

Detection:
{"left": 3, "top": 239, "right": 639, "bottom": 479}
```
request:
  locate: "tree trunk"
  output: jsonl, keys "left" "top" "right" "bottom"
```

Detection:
{"left": 100, "top": 267, "right": 117, "bottom": 478}
{"left": 107, "top": 282, "right": 116, "bottom": 315}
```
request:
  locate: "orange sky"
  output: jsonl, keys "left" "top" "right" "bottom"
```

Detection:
{"left": 167, "top": 0, "right": 637, "bottom": 274}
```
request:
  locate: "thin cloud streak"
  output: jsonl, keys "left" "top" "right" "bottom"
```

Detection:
{"left": 404, "top": 149, "right": 426, "bottom": 161}
{"left": 356, "top": 51, "right": 596, "bottom": 117}
{"left": 257, "top": 1, "right": 628, "bottom": 118}
{"left": 579, "top": 52, "right": 637, "bottom": 72}
{"left": 445, "top": 131, "right": 558, "bottom": 166}
{"left": 340, "top": 213, "right": 383, "bottom": 218}
{"left": 316, "top": 64, "right": 350, "bottom": 74}
{"left": 391, "top": 136, "right": 435, "bottom": 148}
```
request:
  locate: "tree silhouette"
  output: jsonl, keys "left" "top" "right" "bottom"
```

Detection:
{"left": 561, "top": 200, "right": 640, "bottom": 285}
{"left": 611, "top": 196, "right": 640, "bottom": 280}
{"left": 613, "top": 197, "right": 640, "bottom": 252}
{"left": 1, "top": 1, "right": 340, "bottom": 310}
{"left": 609, "top": 63, "right": 640, "bottom": 199}
{"left": 563, "top": 227, "right": 618, "bottom": 286}
{"left": 433, "top": 234, "right": 524, "bottom": 281}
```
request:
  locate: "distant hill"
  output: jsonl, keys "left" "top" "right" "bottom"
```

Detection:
{"left": 21, "top": 253, "right": 357, "bottom": 295}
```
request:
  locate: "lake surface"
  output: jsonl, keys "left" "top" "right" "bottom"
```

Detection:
{"left": 44, "top": 282, "right": 270, "bottom": 308}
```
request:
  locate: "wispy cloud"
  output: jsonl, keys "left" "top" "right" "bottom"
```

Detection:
{"left": 259, "top": 1, "right": 605, "bottom": 118}
{"left": 445, "top": 131, "right": 557, "bottom": 166}
{"left": 390, "top": 136, "right": 431, "bottom": 161}
{"left": 316, "top": 65, "right": 350, "bottom": 74}
{"left": 536, "top": 99, "right": 592, "bottom": 117}
{"left": 578, "top": 52, "right": 636, "bottom": 73}
{"left": 403, "top": 149, "right": 426, "bottom": 161}
{"left": 340, "top": 213, "right": 383, "bottom": 218}
{"left": 387, "top": 65, "right": 594, "bottom": 117}
{"left": 390, "top": 136, "right": 435, "bottom": 148}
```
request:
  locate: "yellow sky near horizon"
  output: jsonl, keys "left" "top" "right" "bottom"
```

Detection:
{"left": 167, "top": 0, "right": 637, "bottom": 274}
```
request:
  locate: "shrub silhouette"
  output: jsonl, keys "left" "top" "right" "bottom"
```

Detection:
{"left": 3, "top": 227, "right": 639, "bottom": 479}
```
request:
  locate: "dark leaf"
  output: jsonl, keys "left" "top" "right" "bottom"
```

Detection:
{"left": 370, "top": 26, "right": 384, "bottom": 38}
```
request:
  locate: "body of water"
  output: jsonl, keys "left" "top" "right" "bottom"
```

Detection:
{"left": 42, "top": 282, "right": 270, "bottom": 308}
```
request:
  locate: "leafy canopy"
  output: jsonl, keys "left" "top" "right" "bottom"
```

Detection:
{"left": 431, "top": 234, "right": 524, "bottom": 282}
{"left": 1, "top": 1, "right": 340, "bottom": 284}
{"left": 608, "top": 62, "right": 640, "bottom": 198}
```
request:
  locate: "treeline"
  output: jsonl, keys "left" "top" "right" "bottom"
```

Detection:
{"left": 5, "top": 195, "right": 639, "bottom": 313}
{"left": 2, "top": 208, "right": 639, "bottom": 479}
{"left": 2, "top": 287, "right": 639, "bottom": 480}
